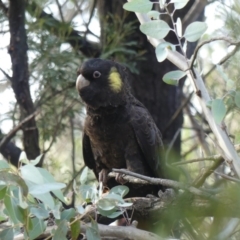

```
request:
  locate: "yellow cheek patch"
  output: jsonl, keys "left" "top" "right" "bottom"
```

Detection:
{"left": 108, "top": 67, "right": 123, "bottom": 93}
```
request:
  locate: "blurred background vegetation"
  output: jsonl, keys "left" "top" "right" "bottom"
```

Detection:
{"left": 1, "top": 0, "right": 240, "bottom": 239}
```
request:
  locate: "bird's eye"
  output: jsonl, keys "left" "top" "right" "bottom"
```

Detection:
{"left": 93, "top": 71, "right": 101, "bottom": 78}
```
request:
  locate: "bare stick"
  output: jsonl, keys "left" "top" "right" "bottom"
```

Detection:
{"left": 112, "top": 168, "right": 214, "bottom": 199}
{"left": 190, "top": 37, "right": 240, "bottom": 69}
{"left": 0, "top": 110, "right": 40, "bottom": 150}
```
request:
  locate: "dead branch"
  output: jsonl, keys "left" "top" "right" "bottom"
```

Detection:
{"left": 190, "top": 37, "right": 240, "bottom": 69}
{"left": 111, "top": 169, "right": 214, "bottom": 199}
{"left": 0, "top": 111, "right": 40, "bottom": 150}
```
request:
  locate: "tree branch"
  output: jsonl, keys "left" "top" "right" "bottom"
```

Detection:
{"left": 111, "top": 169, "right": 214, "bottom": 199}
{"left": 26, "top": 2, "right": 101, "bottom": 57}
{"left": 132, "top": 3, "right": 240, "bottom": 178}
{"left": 8, "top": 0, "right": 40, "bottom": 160}
{"left": 190, "top": 37, "right": 240, "bottom": 69}
{"left": 0, "top": 111, "right": 39, "bottom": 149}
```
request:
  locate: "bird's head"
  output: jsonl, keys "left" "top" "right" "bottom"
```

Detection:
{"left": 76, "top": 58, "right": 131, "bottom": 109}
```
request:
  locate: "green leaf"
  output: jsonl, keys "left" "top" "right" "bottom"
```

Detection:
{"left": 159, "top": 0, "right": 166, "bottom": 9}
{"left": 30, "top": 204, "right": 49, "bottom": 219}
{"left": 27, "top": 218, "right": 46, "bottom": 240}
{"left": 171, "top": 0, "right": 189, "bottom": 9}
{"left": 4, "top": 189, "right": 24, "bottom": 224}
{"left": 30, "top": 154, "right": 43, "bottom": 166}
{"left": 76, "top": 205, "right": 85, "bottom": 214}
{"left": 147, "top": 10, "right": 160, "bottom": 20}
{"left": 97, "top": 198, "right": 116, "bottom": 211}
{"left": 163, "top": 70, "right": 186, "bottom": 85}
{"left": 38, "top": 168, "right": 65, "bottom": 202}
{"left": 184, "top": 21, "right": 207, "bottom": 42}
{"left": 20, "top": 165, "right": 44, "bottom": 184}
{"left": 216, "top": 65, "right": 230, "bottom": 82}
{"left": 53, "top": 220, "right": 68, "bottom": 240}
{"left": 0, "top": 228, "right": 14, "bottom": 240}
{"left": 19, "top": 151, "right": 29, "bottom": 164}
{"left": 52, "top": 202, "right": 62, "bottom": 220}
{"left": 227, "top": 79, "right": 236, "bottom": 91}
{"left": 86, "top": 220, "right": 101, "bottom": 240}
{"left": 70, "top": 217, "right": 81, "bottom": 240}
{"left": 235, "top": 91, "right": 240, "bottom": 108}
{"left": 61, "top": 208, "right": 76, "bottom": 221}
{"left": 140, "top": 20, "right": 171, "bottom": 39}
{"left": 0, "top": 160, "right": 10, "bottom": 170}
{"left": 29, "top": 182, "right": 66, "bottom": 195}
{"left": 105, "top": 211, "right": 122, "bottom": 219}
{"left": 80, "top": 167, "right": 88, "bottom": 185}
{"left": 155, "top": 42, "right": 176, "bottom": 62}
{"left": 104, "top": 193, "right": 124, "bottom": 203}
{"left": 211, "top": 99, "right": 226, "bottom": 124}
{"left": 0, "top": 171, "right": 28, "bottom": 197}
{"left": 79, "top": 184, "right": 98, "bottom": 202}
{"left": 123, "top": 0, "right": 153, "bottom": 13}
{"left": 33, "top": 192, "right": 55, "bottom": 210}
{"left": 0, "top": 186, "right": 7, "bottom": 200}
{"left": 117, "top": 202, "right": 133, "bottom": 207}
{"left": 176, "top": 17, "right": 182, "bottom": 37}
{"left": 109, "top": 185, "right": 129, "bottom": 197}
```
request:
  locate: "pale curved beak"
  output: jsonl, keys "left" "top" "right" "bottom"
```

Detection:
{"left": 76, "top": 74, "right": 90, "bottom": 91}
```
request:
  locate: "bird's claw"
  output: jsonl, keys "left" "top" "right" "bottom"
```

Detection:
{"left": 115, "top": 173, "right": 128, "bottom": 184}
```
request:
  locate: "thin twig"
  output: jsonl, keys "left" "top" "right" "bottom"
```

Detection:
{"left": 204, "top": 44, "right": 240, "bottom": 78}
{"left": 163, "top": 92, "right": 193, "bottom": 133}
{"left": 190, "top": 37, "right": 240, "bottom": 69}
{"left": 214, "top": 171, "right": 240, "bottom": 183}
{"left": 0, "top": 110, "right": 40, "bottom": 150}
{"left": 112, "top": 168, "right": 215, "bottom": 199}
{"left": 0, "top": 0, "right": 8, "bottom": 15}
{"left": 55, "top": 0, "right": 64, "bottom": 22}
{"left": 0, "top": 68, "right": 12, "bottom": 81}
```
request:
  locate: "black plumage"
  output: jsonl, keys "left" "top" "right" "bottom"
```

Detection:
{"left": 76, "top": 58, "right": 164, "bottom": 196}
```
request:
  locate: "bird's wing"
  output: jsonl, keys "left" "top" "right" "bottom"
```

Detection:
{"left": 130, "top": 103, "right": 164, "bottom": 178}
{"left": 82, "top": 133, "right": 98, "bottom": 179}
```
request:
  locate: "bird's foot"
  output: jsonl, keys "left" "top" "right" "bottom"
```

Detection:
{"left": 99, "top": 168, "right": 109, "bottom": 186}
{"left": 115, "top": 172, "right": 128, "bottom": 185}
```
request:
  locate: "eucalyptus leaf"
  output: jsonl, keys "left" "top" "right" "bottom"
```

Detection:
{"left": 0, "top": 186, "right": 7, "bottom": 200}
{"left": 0, "top": 228, "right": 14, "bottom": 240}
{"left": 27, "top": 218, "right": 46, "bottom": 240}
{"left": 80, "top": 167, "right": 88, "bottom": 185}
{"left": 211, "top": 99, "right": 226, "bottom": 124}
{"left": 117, "top": 202, "right": 133, "bottom": 207}
{"left": 29, "top": 182, "right": 66, "bottom": 195}
{"left": 0, "top": 160, "right": 10, "bottom": 170}
{"left": 0, "top": 171, "right": 28, "bottom": 197}
{"left": 163, "top": 70, "right": 186, "bottom": 85}
{"left": 30, "top": 205, "right": 49, "bottom": 219}
{"left": 155, "top": 42, "right": 176, "bottom": 62}
{"left": 33, "top": 192, "right": 55, "bottom": 210}
{"left": 20, "top": 164, "right": 44, "bottom": 184}
{"left": 52, "top": 220, "right": 68, "bottom": 240}
{"left": 97, "top": 198, "right": 116, "bottom": 211}
{"left": 171, "top": 0, "right": 189, "bottom": 9}
{"left": 109, "top": 185, "right": 129, "bottom": 197}
{"left": 140, "top": 20, "right": 171, "bottom": 39}
{"left": 30, "top": 154, "right": 43, "bottom": 166}
{"left": 176, "top": 17, "right": 182, "bottom": 37}
{"left": 86, "top": 220, "right": 101, "bottom": 240}
{"left": 235, "top": 91, "right": 240, "bottom": 108}
{"left": 19, "top": 151, "right": 29, "bottom": 164}
{"left": 147, "top": 10, "right": 160, "bottom": 20}
{"left": 61, "top": 208, "right": 76, "bottom": 221}
{"left": 184, "top": 21, "right": 207, "bottom": 42}
{"left": 123, "top": 0, "right": 153, "bottom": 13}
{"left": 105, "top": 211, "right": 122, "bottom": 219}
{"left": 70, "top": 217, "right": 81, "bottom": 240}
